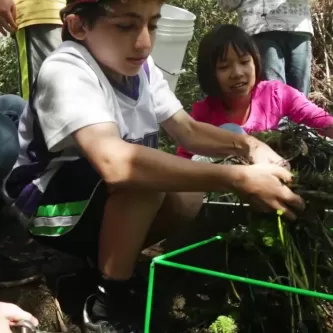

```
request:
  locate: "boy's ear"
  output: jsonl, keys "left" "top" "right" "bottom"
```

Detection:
{"left": 66, "top": 14, "right": 87, "bottom": 40}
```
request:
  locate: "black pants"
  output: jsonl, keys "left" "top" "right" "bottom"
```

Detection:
{"left": 34, "top": 181, "right": 107, "bottom": 264}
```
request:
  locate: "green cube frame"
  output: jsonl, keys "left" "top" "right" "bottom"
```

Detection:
{"left": 144, "top": 235, "right": 333, "bottom": 333}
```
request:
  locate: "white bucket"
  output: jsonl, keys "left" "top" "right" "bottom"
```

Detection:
{"left": 161, "top": 69, "right": 186, "bottom": 94}
{"left": 158, "top": 4, "right": 196, "bottom": 28}
{"left": 151, "top": 4, "right": 196, "bottom": 93}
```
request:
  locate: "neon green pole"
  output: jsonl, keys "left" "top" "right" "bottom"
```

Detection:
{"left": 144, "top": 262, "right": 156, "bottom": 333}
{"left": 156, "top": 260, "right": 333, "bottom": 301}
{"left": 154, "top": 235, "right": 222, "bottom": 262}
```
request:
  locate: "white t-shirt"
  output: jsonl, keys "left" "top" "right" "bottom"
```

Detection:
{"left": 35, "top": 41, "right": 182, "bottom": 152}
{"left": 3, "top": 41, "right": 182, "bottom": 216}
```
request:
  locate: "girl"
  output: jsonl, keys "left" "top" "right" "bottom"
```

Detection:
{"left": 2, "top": 2, "right": 304, "bottom": 333}
{"left": 177, "top": 24, "right": 333, "bottom": 160}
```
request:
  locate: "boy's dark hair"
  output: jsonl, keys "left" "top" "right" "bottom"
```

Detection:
{"left": 197, "top": 24, "right": 262, "bottom": 98}
{"left": 60, "top": 0, "right": 116, "bottom": 41}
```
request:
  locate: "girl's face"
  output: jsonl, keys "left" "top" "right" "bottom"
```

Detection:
{"left": 215, "top": 44, "right": 256, "bottom": 99}
{"left": 74, "top": 0, "right": 162, "bottom": 77}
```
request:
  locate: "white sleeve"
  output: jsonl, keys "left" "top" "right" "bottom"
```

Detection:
{"left": 147, "top": 56, "right": 183, "bottom": 123}
{"left": 34, "top": 53, "right": 117, "bottom": 152}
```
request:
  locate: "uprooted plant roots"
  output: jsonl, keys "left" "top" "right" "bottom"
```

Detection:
{"left": 253, "top": 126, "right": 333, "bottom": 206}
{"left": 207, "top": 125, "right": 333, "bottom": 333}
{"left": 208, "top": 125, "right": 333, "bottom": 205}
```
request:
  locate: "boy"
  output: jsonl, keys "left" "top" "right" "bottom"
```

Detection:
{"left": 3, "top": 0, "right": 304, "bottom": 332}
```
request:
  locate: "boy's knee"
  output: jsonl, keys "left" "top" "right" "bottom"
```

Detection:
{"left": 162, "top": 192, "right": 204, "bottom": 222}
{"left": 146, "top": 191, "right": 166, "bottom": 209}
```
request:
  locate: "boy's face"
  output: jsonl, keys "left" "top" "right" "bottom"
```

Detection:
{"left": 82, "top": 0, "right": 162, "bottom": 76}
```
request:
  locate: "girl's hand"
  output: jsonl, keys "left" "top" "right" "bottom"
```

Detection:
{"left": 0, "top": 302, "right": 38, "bottom": 333}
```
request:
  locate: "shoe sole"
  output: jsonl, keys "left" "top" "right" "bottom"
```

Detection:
{"left": 0, "top": 274, "right": 41, "bottom": 288}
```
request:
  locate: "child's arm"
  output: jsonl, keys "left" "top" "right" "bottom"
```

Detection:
{"left": 73, "top": 121, "right": 304, "bottom": 220}
{"left": 217, "top": 0, "right": 244, "bottom": 12}
{"left": 281, "top": 83, "right": 333, "bottom": 137}
{"left": 176, "top": 101, "right": 209, "bottom": 159}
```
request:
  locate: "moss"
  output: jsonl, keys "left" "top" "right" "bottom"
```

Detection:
{"left": 208, "top": 315, "right": 238, "bottom": 333}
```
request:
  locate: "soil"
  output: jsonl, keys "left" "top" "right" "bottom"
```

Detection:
{"left": 1, "top": 204, "right": 332, "bottom": 333}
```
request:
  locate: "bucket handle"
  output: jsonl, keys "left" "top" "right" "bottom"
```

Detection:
{"left": 155, "top": 63, "right": 186, "bottom": 76}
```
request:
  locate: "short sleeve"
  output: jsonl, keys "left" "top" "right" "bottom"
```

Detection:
{"left": 34, "top": 52, "right": 117, "bottom": 152}
{"left": 147, "top": 56, "right": 183, "bottom": 123}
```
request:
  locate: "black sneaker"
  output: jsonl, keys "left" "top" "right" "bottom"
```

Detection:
{"left": 0, "top": 252, "right": 41, "bottom": 288}
{"left": 83, "top": 294, "right": 144, "bottom": 333}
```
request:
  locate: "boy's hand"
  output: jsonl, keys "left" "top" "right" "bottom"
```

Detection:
{"left": 245, "top": 135, "right": 288, "bottom": 167}
{"left": 233, "top": 164, "right": 304, "bottom": 220}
